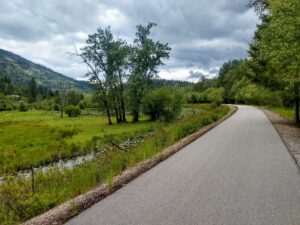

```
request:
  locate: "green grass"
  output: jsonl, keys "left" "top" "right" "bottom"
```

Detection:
{"left": 0, "top": 111, "right": 155, "bottom": 173}
{"left": 0, "top": 104, "right": 230, "bottom": 224}
{"left": 267, "top": 106, "right": 294, "bottom": 121}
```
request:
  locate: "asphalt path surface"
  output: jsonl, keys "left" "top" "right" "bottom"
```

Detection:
{"left": 67, "top": 105, "right": 300, "bottom": 225}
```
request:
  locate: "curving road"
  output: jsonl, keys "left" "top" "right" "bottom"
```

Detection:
{"left": 66, "top": 106, "right": 300, "bottom": 225}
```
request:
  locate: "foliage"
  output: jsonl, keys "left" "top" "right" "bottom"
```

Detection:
{"left": 64, "top": 105, "right": 81, "bottom": 117}
{"left": 19, "top": 101, "right": 28, "bottom": 112}
{"left": 190, "top": 58, "right": 284, "bottom": 108}
{"left": 28, "top": 77, "right": 38, "bottom": 102}
{"left": 218, "top": 60, "right": 241, "bottom": 86}
{"left": 0, "top": 94, "right": 15, "bottom": 111}
{"left": 128, "top": 22, "right": 171, "bottom": 122}
{"left": 234, "top": 81, "right": 282, "bottom": 106}
{"left": 79, "top": 26, "right": 130, "bottom": 124}
{"left": 204, "top": 88, "right": 224, "bottom": 106}
{"left": 0, "top": 75, "right": 19, "bottom": 95}
{"left": 193, "top": 77, "right": 218, "bottom": 92}
{"left": 67, "top": 90, "right": 82, "bottom": 106}
{"left": 143, "top": 88, "right": 183, "bottom": 122}
{"left": 249, "top": 0, "right": 300, "bottom": 123}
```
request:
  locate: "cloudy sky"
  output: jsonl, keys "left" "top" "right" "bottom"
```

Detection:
{"left": 0, "top": 0, "right": 258, "bottom": 82}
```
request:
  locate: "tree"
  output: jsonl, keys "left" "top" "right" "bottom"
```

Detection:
{"left": 218, "top": 60, "right": 240, "bottom": 86}
{"left": 249, "top": 0, "right": 300, "bottom": 124}
{"left": 0, "top": 75, "right": 16, "bottom": 95}
{"left": 67, "top": 90, "right": 81, "bottom": 106}
{"left": 105, "top": 39, "right": 131, "bottom": 123}
{"left": 128, "top": 22, "right": 171, "bottom": 122}
{"left": 218, "top": 59, "right": 254, "bottom": 103}
{"left": 28, "top": 77, "right": 37, "bottom": 101}
{"left": 78, "top": 27, "right": 130, "bottom": 124}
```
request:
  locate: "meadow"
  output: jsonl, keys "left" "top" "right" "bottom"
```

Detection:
{"left": 0, "top": 111, "right": 156, "bottom": 174}
{"left": 0, "top": 104, "right": 230, "bottom": 224}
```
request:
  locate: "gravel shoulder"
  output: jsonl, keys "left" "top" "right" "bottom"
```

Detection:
{"left": 262, "top": 108, "right": 300, "bottom": 169}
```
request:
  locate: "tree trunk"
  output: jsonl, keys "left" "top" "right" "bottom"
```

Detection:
{"left": 118, "top": 72, "right": 127, "bottom": 122}
{"left": 120, "top": 98, "right": 126, "bottom": 122}
{"left": 60, "top": 105, "right": 64, "bottom": 118}
{"left": 103, "top": 99, "right": 112, "bottom": 125}
{"left": 114, "top": 107, "right": 121, "bottom": 123}
{"left": 60, "top": 91, "right": 66, "bottom": 118}
{"left": 132, "top": 109, "right": 139, "bottom": 123}
{"left": 116, "top": 94, "right": 123, "bottom": 123}
{"left": 295, "top": 84, "right": 300, "bottom": 125}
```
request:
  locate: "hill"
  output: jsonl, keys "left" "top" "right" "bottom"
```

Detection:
{"left": 0, "top": 48, "right": 90, "bottom": 92}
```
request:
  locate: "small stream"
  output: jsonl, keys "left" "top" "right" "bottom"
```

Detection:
{"left": 0, "top": 133, "right": 150, "bottom": 184}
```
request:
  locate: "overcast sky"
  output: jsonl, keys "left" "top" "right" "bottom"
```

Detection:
{"left": 0, "top": 0, "right": 258, "bottom": 82}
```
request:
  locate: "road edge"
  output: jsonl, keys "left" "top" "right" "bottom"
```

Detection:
{"left": 22, "top": 105, "right": 238, "bottom": 225}
{"left": 261, "top": 108, "right": 300, "bottom": 170}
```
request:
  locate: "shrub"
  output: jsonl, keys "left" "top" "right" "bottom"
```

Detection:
{"left": 0, "top": 94, "right": 15, "bottom": 111}
{"left": 64, "top": 105, "right": 81, "bottom": 117}
{"left": 234, "top": 83, "right": 282, "bottom": 106}
{"left": 143, "top": 88, "right": 183, "bottom": 122}
{"left": 204, "top": 87, "right": 225, "bottom": 106}
{"left": 19, "top": 101, "right": 28, "bottom": 112}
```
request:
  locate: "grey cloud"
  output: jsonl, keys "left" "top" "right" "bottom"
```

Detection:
{"left": 209, "top": 68, "right": 219, "bottom": 74}
{"left": 188, "top": 71, "right": 205, "bottom": 79}
{"left": 0, "top": 0, "right": 258, "bottom": 79}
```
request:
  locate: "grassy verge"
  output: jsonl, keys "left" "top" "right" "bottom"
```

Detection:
{"left": 265, "top": 106, "right": 294, "bottom": 121}
{"left": 0, "top": 105, "right": 230, "bottom": 224}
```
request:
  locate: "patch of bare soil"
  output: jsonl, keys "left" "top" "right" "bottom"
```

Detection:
{"left": 262, "top": 109, "right": 300, "bottom": 169}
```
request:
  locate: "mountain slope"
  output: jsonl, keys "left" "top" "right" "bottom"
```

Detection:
{"left": 0, "top": 48, "right": 90, "bottom": 92}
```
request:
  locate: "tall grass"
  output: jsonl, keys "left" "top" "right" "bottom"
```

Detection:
{"left": 0, "top": 105, "right": 230, "bottom": 224}
{"left": 0, "top": 111, "right": 155, "bottom": 174}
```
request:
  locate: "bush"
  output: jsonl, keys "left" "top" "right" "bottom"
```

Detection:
{"left": 64, "top": 105, "right": 81, "bottom": 117}
{"left": 234, "top": 83, "right": 282, "bottom": 106}
{"left": 19, "top": 101, "right": 28, "bottom": 112}
{"left": 0, "top": 94, "right": 15, "bottom": 111}
{"left": 204, "top": 87, "right": 225, "bottom": 106}
{"left": 143, "top": 88, "right": 183, "bottom": 122}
